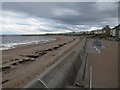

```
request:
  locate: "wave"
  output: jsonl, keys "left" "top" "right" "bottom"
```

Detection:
{"left": 0, "top": 39, "right": 56, "bottom": 50}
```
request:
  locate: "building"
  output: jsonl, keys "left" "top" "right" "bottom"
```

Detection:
{"left": 111, "top": 24, "right": 120, "bottom": 38}
{"left": 94, "top": 29, "right": 104, "bottom": 35}
{"left": 110, "top": 29, "right": 116, "bottom": 37}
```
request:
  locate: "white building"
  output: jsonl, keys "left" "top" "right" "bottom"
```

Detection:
{"left": 110, "top": 29, "right": 116, "bottom": 37}
{"left": 94, "top": 30, "right": 103, "bottom": 34}
{"left": 111, "top": 25, "right": 120, "bottom": 38}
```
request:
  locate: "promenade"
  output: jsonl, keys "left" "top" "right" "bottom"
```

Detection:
{"left": 86, "top": 39, "right": 118, "bottom": 88}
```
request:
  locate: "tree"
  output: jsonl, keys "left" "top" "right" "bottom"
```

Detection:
{"left": 102, "top": 25, "right": 111, "bottom": 36}
{"left": 105, "top": 25, "right": 111, "bottom": 35}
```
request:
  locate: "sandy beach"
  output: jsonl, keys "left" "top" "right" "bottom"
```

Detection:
{"left": 2, "top": 35, "right": 81, "bottom": 88}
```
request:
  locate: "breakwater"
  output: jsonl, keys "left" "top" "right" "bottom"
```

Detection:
{"left": 25, "top": 38, "right": 87, "bottom": 88}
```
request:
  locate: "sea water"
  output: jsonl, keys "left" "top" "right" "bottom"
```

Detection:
{"left": 0, "top": 35, "right": 56, "bottom": 50}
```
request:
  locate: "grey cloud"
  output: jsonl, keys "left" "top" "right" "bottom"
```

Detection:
{"left": 2, "top": 2, "right": 118, "bottom": 27}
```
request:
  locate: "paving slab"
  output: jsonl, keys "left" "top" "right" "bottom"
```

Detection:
{"left": 86, "top": 39, "right": 118, "bottom": 88}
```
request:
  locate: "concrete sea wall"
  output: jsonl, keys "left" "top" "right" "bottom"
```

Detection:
{"left": 25, "top": 38, "right": 87, "bottom": 88}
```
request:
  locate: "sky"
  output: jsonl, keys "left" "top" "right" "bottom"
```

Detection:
{"left": 0, "top": 1, "right": 119, "bottom": 34}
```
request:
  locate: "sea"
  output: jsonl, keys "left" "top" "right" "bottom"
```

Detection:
{"left": 0, "top": 35, "right": 56, "bottom": 50}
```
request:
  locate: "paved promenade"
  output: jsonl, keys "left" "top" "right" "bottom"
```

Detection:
{"left": 86, "top": 39, "right": 118, "bottom": 88}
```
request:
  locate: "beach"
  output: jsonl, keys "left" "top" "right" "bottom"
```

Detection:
{"left": 2, "top": 35, "right": 81, "bottom": 88}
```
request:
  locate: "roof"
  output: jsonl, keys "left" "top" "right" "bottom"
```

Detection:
{"left": 113, "top": 24, "right": 120, "bottom": 29}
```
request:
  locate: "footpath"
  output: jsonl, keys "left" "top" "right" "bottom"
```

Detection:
{"left": 85, "top": 39, "right": 118, "bottom": 88}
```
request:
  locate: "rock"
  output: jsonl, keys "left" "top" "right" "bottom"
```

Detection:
{"left": 2, "top": 79, "right": 9, "bottom": 84}
{"left": 53, "top": 46, "right": 59, "bottom": 50}
{"left": 2, "top": 66, "right": 11, "bottom": 71}
{"left": 26, "top": 54, "right": 39, "bottom": 58}
{"left": 45, "top": 48, "right": 53, "bottom": 52}
{"left": 11, "top": 62, "right": 18, "bottom": 66}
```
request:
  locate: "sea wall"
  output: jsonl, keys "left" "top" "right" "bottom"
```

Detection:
{"left": 25, "top": 38, "right": 87, "bottom": 88}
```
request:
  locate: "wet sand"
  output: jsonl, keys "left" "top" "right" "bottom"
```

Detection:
{"left": 2, "top": 35, "right": 81, "bottom": 88}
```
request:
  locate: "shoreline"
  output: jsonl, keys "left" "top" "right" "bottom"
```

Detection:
{"left": 1, "top": 36, "right": 57, "bottom": 51}
{"left": 2, "top": 35, "right": 59, "bottom": 64}
{"left": 2, "top": 35, "right": 82, "bottom": 88}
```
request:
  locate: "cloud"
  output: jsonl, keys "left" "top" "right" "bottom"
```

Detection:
{"left": 95, "top": 2, "right": 117, "bottom": 11}
{"left": 1, "top": 2, "right": 118, "bottom": 34}
{"left": 1, "top": 10, "right": 73, "bottom": 34}
{"left": 1, "top": 10, "right": 104, "bottom": 34}
{"left": 2, "top": 2, "right": 118, "bottom": 26}
{"left": 53, "top": 8, "right": 81, "bottom": 16}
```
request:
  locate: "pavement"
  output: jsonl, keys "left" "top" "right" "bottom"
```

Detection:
{"left": 85, "top": 39, "right": 118, "bottom": 88}
{"left": 86, "top": 39, "right": 97, "bottom": 53}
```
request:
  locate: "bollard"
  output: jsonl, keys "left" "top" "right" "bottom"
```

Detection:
{"left": 90, "top": 66, "right": 92, "bottom": 90}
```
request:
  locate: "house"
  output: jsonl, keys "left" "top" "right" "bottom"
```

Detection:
{"left": 94, "top": 29, "right": 104, "bottom": 35}
{"left": 110, "top": 29, "right": 116, "bottom": 37}
{"left": 111, "top": 24, "right": 120, "bottom": 38}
